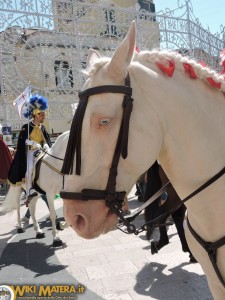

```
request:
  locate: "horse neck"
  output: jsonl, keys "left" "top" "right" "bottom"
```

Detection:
{"left": 43, "top": 132, "right": 69, "bottom": 174}
{"left": 38, "top": 132, "right": 69, "bottom": 194}
{"left": 131, "top": 63, "right": 225, "bottom": 197}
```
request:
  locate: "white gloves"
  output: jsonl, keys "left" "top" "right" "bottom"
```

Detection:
{"left": 25, "top": 139, "right": 33, "bottom": 146}
{"left": 33, "top": 142, "right": 42, "bottom": 150}
{"left": 25, "top": 139, "right": 42, "bottom": 150}
{"left": 43, "top": 143, "right": 50, "bottom": 151}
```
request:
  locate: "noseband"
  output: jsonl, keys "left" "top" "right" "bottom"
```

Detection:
{"left": 60, "top": 74, "right": 133, "bottom": 216}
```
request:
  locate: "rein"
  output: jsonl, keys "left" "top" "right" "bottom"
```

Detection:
{"left": 38, "top": 149, "right": 64, "bottom": 175}
{"left": 121, "top": 165, "right": 225, "bottom": 234}
{"left": 33, "top": 150, "right": 64, "bottom": 195}
{"left": 41, "top": 149, "right": 64, "bottom": 161}
{"left": 41, "top": 159, "right": 62, "bottom": 175}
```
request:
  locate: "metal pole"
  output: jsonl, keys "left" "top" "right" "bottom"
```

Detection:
{"left": 0, "top": 47, "right": 7, "bottom": 125}
{"left": 186, "top": 0, "right": 192, "bottom": 52}
{"left": 72, "top": 0, "right": 83, "bottom": 91}
{"left": 135, "top": 3, "right": 142, "bottom": 50}
{"left": 26, "top": 84, "right": 31, "bottom": 197}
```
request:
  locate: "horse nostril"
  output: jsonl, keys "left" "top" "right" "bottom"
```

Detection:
{"left": 76, "top": 214, "right": 85, "bottom": 230}
{"left": 70, "top": 214, "right": 86, "bottom": 234}
{"left": 63, "top": 201, "right": 87, "bottom": 233}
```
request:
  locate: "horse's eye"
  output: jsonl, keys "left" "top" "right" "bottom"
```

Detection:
{"left": 99, "top": 118, "right": 110, "bottom": 126}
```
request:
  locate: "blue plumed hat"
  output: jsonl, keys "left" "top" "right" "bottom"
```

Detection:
{"left": 23, "top": 94, "right": 48, "bottom": 119}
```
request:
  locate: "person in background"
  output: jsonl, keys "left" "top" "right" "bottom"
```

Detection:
{"left": 8, "top": 146, "right": 16, "bottom": 158}
{"left": 8, "top": 94, "right": 51, "bottom": 203}
{"left": 0, "top": 125, "right": 13, "bottom": 184}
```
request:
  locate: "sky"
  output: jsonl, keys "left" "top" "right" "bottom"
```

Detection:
{"left": 155, "top": 0, "right": 225, "bottom": 35}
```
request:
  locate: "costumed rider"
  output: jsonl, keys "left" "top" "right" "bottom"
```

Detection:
{"left": 8, "top": 94, "right": 51, "bottom": 202}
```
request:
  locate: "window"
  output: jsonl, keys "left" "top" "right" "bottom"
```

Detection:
{"left": 54, "top": 60, "right": 73, "bottom": 89}
{"left": 103, "top": 9, "right": 117, "bottom": 36}
{"left": 138, "top": 0, "right": 156, "bottom": 21}
{"left": 55, "top": 0, "right": 73, "bottom": 24}
{"left": 56, "top": 0, "right": 85, "bottom": 22}
{"left": 138, "top": 0, "right": 155, "bottom": 12}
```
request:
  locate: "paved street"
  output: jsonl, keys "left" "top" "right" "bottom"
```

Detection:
{"left": 0, "top": 187, "right": 213, "bottom": 300}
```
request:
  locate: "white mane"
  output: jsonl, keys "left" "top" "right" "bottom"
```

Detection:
{"left": 136, "top": 50, "right": 225, "bottom": 93}
{"left": 85, "top": 49, "right": 225, "bottom": 93}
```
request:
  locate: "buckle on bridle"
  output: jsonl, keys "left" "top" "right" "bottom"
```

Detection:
{"left": 105, "top": 191, "right": 126, "bottom": 210}
{"left": 205, "top": 242, "right": 216, "bottom": 256}
{"left": 122, "top": 94, "right": 133, "bottom": 108}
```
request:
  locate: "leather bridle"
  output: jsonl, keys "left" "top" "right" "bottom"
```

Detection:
{"left": 60, "top": 74, "right": 134, "bottom": 229}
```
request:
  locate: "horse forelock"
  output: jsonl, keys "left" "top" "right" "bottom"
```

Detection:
{"left": 135, "top": 50, "right": 225, "bottom": 93}
{"left": 83, "top": 57, "right": 110, "bottom": 79}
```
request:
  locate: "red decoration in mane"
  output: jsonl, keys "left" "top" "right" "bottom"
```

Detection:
{"left": 199, "top": 61, "right": 222, "bottom": 89}
{"left": 183, "top": 63, "right": 197, "bottom": 79}
{"left": 156, "top": 59, "right": 175, "bottom": 77}
{"left": 221, "top": 49, "right": 225, "bottom": 75}
{"left": 206, "top": 78, "right": 222, "bottom": 89}
{"left": 154, "top": 52, "right": 225, "bottom": 91}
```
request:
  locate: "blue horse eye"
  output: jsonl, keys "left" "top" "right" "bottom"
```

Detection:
{"left": 100, "top": 119, "right": 110, "bottom": 125}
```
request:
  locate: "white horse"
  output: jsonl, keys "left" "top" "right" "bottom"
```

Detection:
{"left": 60, "top": 21, "right": 225, "bottom": 299}
{"left": 1, "top": 131, "right": 69, "bottom": 246}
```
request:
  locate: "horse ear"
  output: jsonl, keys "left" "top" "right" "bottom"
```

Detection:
{"left": 107, "top": 20, "right": 136, "bottom": 81}
{"left": 87, "top": 49, "right": 101, "bottom": 68}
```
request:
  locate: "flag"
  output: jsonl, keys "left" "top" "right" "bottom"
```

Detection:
{"left": 13, "top": 86, "right": 31, "bottom": 119}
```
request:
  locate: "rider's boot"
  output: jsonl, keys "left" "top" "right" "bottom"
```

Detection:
{"left": 25, "top": 189, "right": 38, "bottom": 207}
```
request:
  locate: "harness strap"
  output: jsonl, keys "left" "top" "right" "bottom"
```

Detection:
{"left": 105, "top": 76, "right": 133, "bottom": 207}
{"left": 125, "top": 181, "right": 172, "bottom": 222}
{"left": 32, "top": 159, "right": 46, "bottom": 195}
{"left": 187, "top": 218, "right": 225, "bottom": 288}
{"left": 41, "top": 159, "right": 62, "bottom": 175}
{"left": 33, "top": 156, "right": 64, "bottom": 195}
{"left": 126, "top": 165, "right": 225, "bottom": 229}
{"left": 182, "top": 166, "right": 225, "bottom": 203}
{"left": 121, "top": 75, "right": 133, "bottom": 159}
{"left": 41, "top": 149, "right": 64, "bottom": 161}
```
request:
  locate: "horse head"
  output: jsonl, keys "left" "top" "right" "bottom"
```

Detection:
{"left": 61, "top": 21, "right": 164, "bottom": 238}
